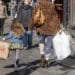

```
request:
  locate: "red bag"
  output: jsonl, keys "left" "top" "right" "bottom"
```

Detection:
{"left": 0, "top": 41, "right": 9, "bottom": 60}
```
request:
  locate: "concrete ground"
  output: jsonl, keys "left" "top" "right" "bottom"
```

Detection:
{"left": 0, "top": 17, "right": 75, "bottom": 75}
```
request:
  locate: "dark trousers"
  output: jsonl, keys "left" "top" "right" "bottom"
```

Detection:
{"left": 0, "top": 18, "right": 5, "bottom": 36}
{"left": 23, "top": 27, "right": 33, "bottom": 47}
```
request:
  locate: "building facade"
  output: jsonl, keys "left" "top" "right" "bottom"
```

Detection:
{"left": 63, "top": 0, "right": 75, "bottom": 36}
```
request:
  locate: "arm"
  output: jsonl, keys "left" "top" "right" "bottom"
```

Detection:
{"left": 28, "top": 7, "right": 36, "bottom": 31}
{"left": 5, "top": 32, "right": 13, "bottom": 40}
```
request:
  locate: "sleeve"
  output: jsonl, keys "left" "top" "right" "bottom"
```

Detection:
{"left": 5, "top": 32, "right": 13, "bottom": 40}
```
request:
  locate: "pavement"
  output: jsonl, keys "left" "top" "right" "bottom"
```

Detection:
{"left": 0, "top": 17, "right": 75, "bottom": 75}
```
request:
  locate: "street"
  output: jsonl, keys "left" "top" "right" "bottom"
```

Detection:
{"left": 0, "top": 17, "right": 75, "bottom": 75}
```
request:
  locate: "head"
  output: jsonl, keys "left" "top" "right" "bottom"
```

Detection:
{"left": 0, "top": 0, "right": 3, "bottom": 5}
{"left": 24, "top": 0, "right": 32, "bottom": 5}
{"left": 11, "top": 19, "right": 25, "bottom": 36}
{"left": 52, "top": 0, "right": 55, "bottom": 3}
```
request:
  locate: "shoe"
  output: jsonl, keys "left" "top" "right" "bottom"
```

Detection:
{"left": 40, "top": 55, "right": 46, "bottom": 68}
{"left": 27, "top": 45, "right": 32, "bottom": 49}
{"left": 14, "top": 59, "right": 19, "bottom": 71}
{"left": 45, "top": 60, "right": 48, "bottom": 68}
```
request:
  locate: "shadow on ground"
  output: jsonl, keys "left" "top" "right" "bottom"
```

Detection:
{"left": 47, "top": 55, "right": 75, "bottom": 70}
{"left": 30, "top": 43, "right": 39, "bottom": 49}
{"left": 58, "top": 55, "right": 75, "bottom": 70}
{"left": 5, "top": 59, "right": 40, "bottom": 75}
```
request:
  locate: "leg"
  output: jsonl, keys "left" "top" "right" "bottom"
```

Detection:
{"left": 14, "top": 49, "right": 20, "bottom": 71}
{"left": 23, "top": 32, "right": 28, "bottom": 48}
{"left": 0, "top": 19, "right": 5, "bottom": 36}
{"left": 44, "top": 36, "right": 53, "bottom": 68}
{"left": 0, "top": 19, "right": 1, "bottom": 35}
{"left": 23, "top": 27, "right": 29, "bottom": 49}
{"left": 39, "top": 43, "right": 44, "bottom": 55}
{"left": 39, "top": 35, "right": 46, "bottom": 67}
{"left": 27, "top": 31, "right": 33, "bottom": 49}
{"left": 15, "top": 49, "right": 20, "bottom": 61}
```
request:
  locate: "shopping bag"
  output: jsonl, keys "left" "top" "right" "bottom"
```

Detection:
{"left": 53, "top": 30, "right": 71, "bottom": 60}
{"left": 0, "top": 41, "right": 9, "bottom": 60}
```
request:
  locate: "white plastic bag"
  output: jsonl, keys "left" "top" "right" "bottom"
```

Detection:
{"left": 53, "top": 30, "right": 71, "bottom": 60}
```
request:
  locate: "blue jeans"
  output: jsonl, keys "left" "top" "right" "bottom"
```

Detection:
{"left": 23, "top": 31, "right": 33, "bottom": 47}
{"left": 39, "top": 35, "right": 53, "bottom": 60}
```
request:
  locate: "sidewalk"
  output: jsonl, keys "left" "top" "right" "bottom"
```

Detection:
{"left": 0, "top": 17, "right": 75, "bottom": 75}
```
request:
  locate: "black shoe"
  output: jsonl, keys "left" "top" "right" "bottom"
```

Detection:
{"left": 16, "top": 59, "right": 19, "bottom": 65}
{"left": 27, "top": 46, "right": 32, "bottom": 49}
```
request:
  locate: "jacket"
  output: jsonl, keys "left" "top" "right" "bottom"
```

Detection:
{"left": 17, "top": 4, "right": 33, "bottom": 28}
{"left": 29, "top": 2, "right": 61, "bottom": 36}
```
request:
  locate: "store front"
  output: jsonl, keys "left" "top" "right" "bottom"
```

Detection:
{"left": 64, "top": 0, "right": 75, "bottom": 27}
{"left": 63, "top": 0, "right": 75, "bottom": 36}
{"left": 70, "top": 0, "right": 75, "bottom": 27}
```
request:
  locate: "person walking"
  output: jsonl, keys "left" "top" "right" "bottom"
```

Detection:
{"left": 9, "top": 0, "right": 17, "bottom": 19}
{"left": 0, "top": 0, "right": 7, "bottom": 37}
{"left": 5, "top": 19, "right": 25, "bottom": 71}
{"left": 29, "top": 0, "right": 61, "bottom": 68}
{"left": 17, "top": 0, "right": 33, "bottom": 49}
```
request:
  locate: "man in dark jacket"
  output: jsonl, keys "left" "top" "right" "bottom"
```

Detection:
{"left": 17, "top": 0, "right": 33, "bottom": 49}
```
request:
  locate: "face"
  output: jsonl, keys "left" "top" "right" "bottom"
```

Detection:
{"left": 52, "top": 0, "right": 55, "bottom": 3}
{"left": 0, "top": 0, "right": 2, "bottom": 4}
{"left": 24, "top": 0, "right": 32, "bottom": 5}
